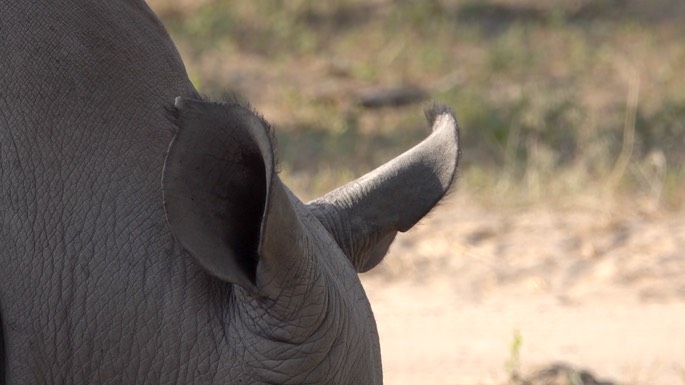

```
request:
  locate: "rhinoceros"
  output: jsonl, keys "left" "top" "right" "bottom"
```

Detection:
{"left": 0, "top": 1, "right": 460, "bottom": 383}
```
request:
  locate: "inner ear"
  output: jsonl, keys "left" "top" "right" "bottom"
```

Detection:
{"left": 217, "top": 143, "right": 266, "bottom": 281}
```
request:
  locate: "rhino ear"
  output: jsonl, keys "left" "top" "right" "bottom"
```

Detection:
{"left": 162, "top": 97, "right": 307, "bottom": 293}
{"left": 307, "top": 104, "right": 460, "bottom": 272}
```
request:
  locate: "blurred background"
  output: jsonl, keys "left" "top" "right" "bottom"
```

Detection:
{"left": 148, "top": 0, "right": 685, "bottom": 384}
{"left": 150, "top": 0, "right": 685, "bottom": 207}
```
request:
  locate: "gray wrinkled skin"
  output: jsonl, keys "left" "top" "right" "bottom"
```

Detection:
{"left": 0, "top": 1, "right": 461, "bottom": 384}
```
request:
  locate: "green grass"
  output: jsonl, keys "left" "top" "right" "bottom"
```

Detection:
{"left": 151, "top": 0, "right": 685, "bottom": 208}
{"left": 506, "top": 329, "right": 523, "bottom": 385}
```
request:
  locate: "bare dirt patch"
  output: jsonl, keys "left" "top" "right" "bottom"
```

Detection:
{"left": 362, "top": 194, "right": 685, "bottom": 384}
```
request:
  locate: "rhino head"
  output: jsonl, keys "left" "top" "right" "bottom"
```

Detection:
{"left": 162, "top": 97, "right": 460, "bottom": 383}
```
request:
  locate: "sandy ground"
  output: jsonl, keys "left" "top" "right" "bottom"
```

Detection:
{"left": 360, "top": 195, "right": 685, "bottom": 385}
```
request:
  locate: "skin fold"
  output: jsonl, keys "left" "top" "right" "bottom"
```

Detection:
{"left": 0, "top": 1, "right": 460, "bottom": 384}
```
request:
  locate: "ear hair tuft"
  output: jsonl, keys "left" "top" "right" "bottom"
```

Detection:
{"left": 424, "top": 103, "right": 455, "bottom": 128}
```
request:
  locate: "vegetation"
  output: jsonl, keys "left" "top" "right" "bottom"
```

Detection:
{"left": 506, "top": 329, "right": 523, "bottom": 385}
{"left": 151, "top": 0, "right": 685, "bottom": 208}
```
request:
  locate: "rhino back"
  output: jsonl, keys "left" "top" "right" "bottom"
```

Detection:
{"left": 0, "top": 1, "right": 218, "bottom": 382}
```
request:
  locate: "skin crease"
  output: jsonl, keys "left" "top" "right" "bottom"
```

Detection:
{"left": 0, "top": 1, "right": 459, "bottom": 384}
